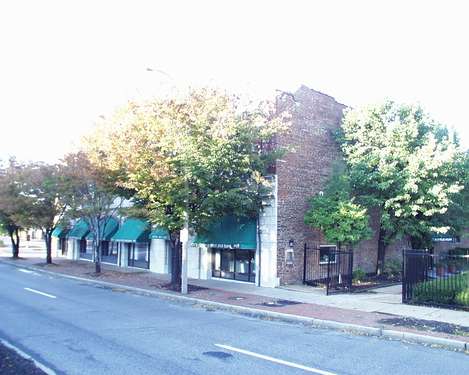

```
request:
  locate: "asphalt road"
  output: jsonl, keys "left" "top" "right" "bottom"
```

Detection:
{"left": 0, "top": 262, "right": 468, "bottom": 375}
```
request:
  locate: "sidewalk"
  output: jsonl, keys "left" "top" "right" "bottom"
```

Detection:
{"left": 1, "top": 250, "right": 468, "bottom": 348}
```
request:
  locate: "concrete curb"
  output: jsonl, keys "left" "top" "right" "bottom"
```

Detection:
{"left": 0, "top": 337, "right": 57, "bottom": 375}
{"left": 2, "top": 259, "right": 468, "bottom": 354}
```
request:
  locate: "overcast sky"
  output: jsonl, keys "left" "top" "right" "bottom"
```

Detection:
{"left": 0, "top": 0, "right": 467, "bottom": 163}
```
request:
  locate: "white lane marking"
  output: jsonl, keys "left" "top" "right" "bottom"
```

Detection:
{"left": 24, "top": 287, "right": 57, "bottom": 299}
{"left": 215, "top": 344, "right": 337, "bottom": 375}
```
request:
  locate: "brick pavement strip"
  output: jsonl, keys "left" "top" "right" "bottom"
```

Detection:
{"left": 1, "top": 256, "right": 468, "bottom": 353}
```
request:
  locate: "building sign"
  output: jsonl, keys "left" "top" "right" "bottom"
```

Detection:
{"left": 432, "top": 237, "right": 455, "bottom": 242}
{"left": 207, "top": 243, "right": 241, "bottom": 249}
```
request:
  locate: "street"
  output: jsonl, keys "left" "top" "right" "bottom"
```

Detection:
{"left": 0, "top": 261, "right": 467, "bottom": 375}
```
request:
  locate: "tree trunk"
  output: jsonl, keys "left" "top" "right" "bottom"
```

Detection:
{"left": 95, "top": 240, "right": 102, "bottom": 274}
{"left": 376, "top": 227, "right": 386, "bottom": 275}
{"left": 45, "top": 231, "right": 52, "bottom": 264}
{"left": 9, "top": 229, "right": 19, "bottom": 258}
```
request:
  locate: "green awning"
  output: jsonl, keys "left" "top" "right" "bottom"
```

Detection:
{"left": 67, "top": 219, "right": 90, "bottom": 239}
{"left": 86, "top": 217, "right": 119, "bottom": 241}
{"left": 149, "top": 227, "right": 170, "bottom": 240}
{"left": 194, "top": 216, "right": 257, "bottom": 250}
{"left": 111, "top": 218, "right": 150, "bottom": 243}
{"left": 51, "top": 226, "right": 68, "bottom": 239}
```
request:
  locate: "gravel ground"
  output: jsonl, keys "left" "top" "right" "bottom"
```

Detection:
{"left": 0, "top": 342, "right": 46, "bottom": 375}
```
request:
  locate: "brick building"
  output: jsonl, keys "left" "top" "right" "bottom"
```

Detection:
{"left": 55, "top": 85, "right": 408, "bottom": 288}
{"left": 271, "top": 85, "right": 406, "bottom": 285}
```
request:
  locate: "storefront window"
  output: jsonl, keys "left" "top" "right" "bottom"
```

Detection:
{"left": 128, "top": 242, "right": 150, "bottom": 269}
{"left": 102, "top": 241, "right": 118, "bottom": 264}
{"left": 212, "top": 248, "right": 255, "bottom": 283}
{"left": 79, "top": 239, "right": 92, "bottom": 260}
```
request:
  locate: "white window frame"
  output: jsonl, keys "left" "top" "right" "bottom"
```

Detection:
{"left": 319, "top": 245, "right": 337, "bottom": 265}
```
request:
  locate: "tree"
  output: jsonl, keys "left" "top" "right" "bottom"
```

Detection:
{"left": 305, "top": 165, "right": 371, "bottom": 249}
{"left": 340, "top": 101, "right": 462, "bottom": 274}
{"left": 84, "top": 88, "right": 287, "bottom": 289}
{"left": 427, "top": 151, "right": 469, "bottom": 247}
{"left": 17, "top": 163, "right": 71, "bottom": 264}
{"left": 61, "top": 152, "right": 125, "bottom": 274}
{"left": 0, "top": 159, "right": 34, "bottom": 258}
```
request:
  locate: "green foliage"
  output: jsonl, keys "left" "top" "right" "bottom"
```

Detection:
{"left": 17, "top": 163, "right": 71, "bottom": 232}
{"left": 430, "top": 151, "right": 469, "bottom": 239}
{"left": 304, "top": 166, "right": 371, "bottom": 248}
{"left": 0, "top": 159, "right": 34, "bottom": 232}
{"left": 413, "top": 273, "right": 469, "bottom": 306}
{"left": 84, "top": 89, "right": 288, "bottom": 235}
{"left": 455, "top": 289, "right": 469, "bottom": 306}
{"left": 352, "top": 268, "right": 366, "bottom": 282}
{"left": 382, "top": 259, "right": 402, "bottom": 279}
{"left": 340, "top": 101, "right": 463, "bottom": 271}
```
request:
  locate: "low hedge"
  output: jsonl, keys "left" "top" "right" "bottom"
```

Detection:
{"left": 412, "top": 272, "right": 469, "bottom": 307}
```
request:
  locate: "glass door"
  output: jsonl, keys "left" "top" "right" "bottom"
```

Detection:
{"left": 212, "top": 248, "right": 255, "bottom": 282}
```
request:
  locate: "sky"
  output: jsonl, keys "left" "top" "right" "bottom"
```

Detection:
{"left": 0, "top": 0, "right": 468, "bottom": 163}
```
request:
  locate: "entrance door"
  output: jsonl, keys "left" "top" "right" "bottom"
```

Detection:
{"left": 212, "top": 248, "right": 255, "bottom": 283}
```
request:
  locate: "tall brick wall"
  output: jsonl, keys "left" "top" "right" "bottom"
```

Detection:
{"left": 275, "top": 86, "right": 346, "bottom": 285}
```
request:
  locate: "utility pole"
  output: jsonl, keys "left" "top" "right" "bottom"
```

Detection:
{"left": 180, "top": 212, "right": 189, "bottom": 294}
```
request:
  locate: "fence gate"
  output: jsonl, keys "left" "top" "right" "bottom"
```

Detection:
{"left": 303, "top": 244, "right": 354, "bottom": 295}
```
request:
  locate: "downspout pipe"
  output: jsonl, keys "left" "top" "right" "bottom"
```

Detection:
{"left": 257, "top": 216, "right": 262, "bottom": 287}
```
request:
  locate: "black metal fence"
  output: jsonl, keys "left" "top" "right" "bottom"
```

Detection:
{"left": 303, "top": 244, "right": 353, "bottom": 295}
{"left": 402, "top": 249, "right": 469, "bottom": 310}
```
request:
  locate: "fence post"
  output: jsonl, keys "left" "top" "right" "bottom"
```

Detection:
{"left": 349, "top": 250, "right": 354, "bottom": 291}
{"left": 401, "top": 249, "right": 406, "bottom": 303}
{"left": 326, "top": 248, "right": 331, "bottom": 295}
{"left": 303, "top": 243, "right": 307, "bottom": 284}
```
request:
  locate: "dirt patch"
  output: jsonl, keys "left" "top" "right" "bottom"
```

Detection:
{"left": 379, "top": 316, "right": 469, "bottom": 337}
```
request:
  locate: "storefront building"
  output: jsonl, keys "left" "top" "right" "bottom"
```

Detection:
{"left": 66, "top": 219, "right": 90, "bottom": 261}
{"left": 52, "top": 226, "right": 69, "bottom": 256}
{"left": 111, "top": 218, "right": 151, "bottom": 269}
{"left": 194, "top": 216, "right": 257, "bottom": 283}
{"left": 85, "top": 217, "right": 120, "bottom": 264}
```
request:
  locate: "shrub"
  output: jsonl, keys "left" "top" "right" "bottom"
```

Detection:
{"left": 383, "top": 259, "right": 402, "bottom": 279}
{"left": 353, "top": 268, "right": 366, "bottom": 283}
{"left": 0, "top": 239, "right": 4, "bottom": 247}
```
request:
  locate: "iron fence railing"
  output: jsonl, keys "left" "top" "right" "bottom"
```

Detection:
{"left": 402, "top": 249, "right": 469, "bottom": 310}
{"left": 303, "top": 244, "right": 353, "bottom": 295}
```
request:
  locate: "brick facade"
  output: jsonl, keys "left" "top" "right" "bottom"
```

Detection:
{"left": 274, "top": 85, "right": 409, "bottom": 285}
{"left": 275, "top": 86, "right": 346, "bottom": 285}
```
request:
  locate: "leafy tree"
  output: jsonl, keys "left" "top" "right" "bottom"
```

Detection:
{"left": 61, "top": 152, "right": 126, "bottom": 273}
{"left": 340, "top": 101, "right": 462, "bottom": 273}
{"left": 305, "top": 166, "right": 371, "bottom": 249}
{"left": 17, "top": 163, "right": 72, "bottom": 264}
{"left": 84, "top": 88, "right": 287, "bottom": 288}
{"left": 427, "top": 151, "right": 469, "bottom": 246}
{"left": 0, "top": 159, "right": 34, "bottom": 258}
